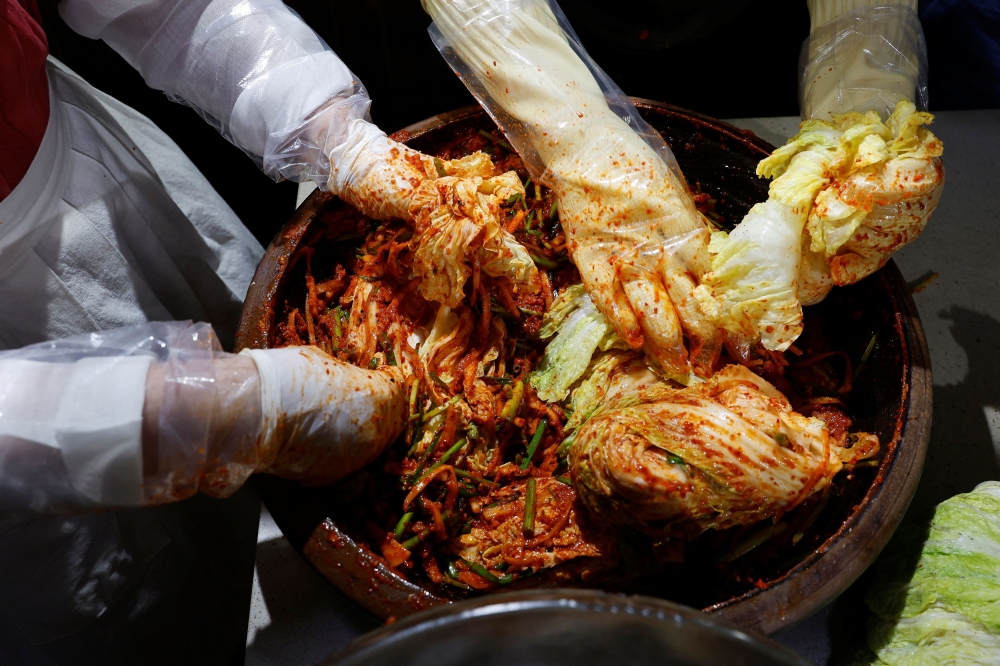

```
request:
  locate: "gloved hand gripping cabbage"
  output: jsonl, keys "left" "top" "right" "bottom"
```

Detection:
{"left": 330, "top": 121, "right": 539, "bottom": 307}
{"left": 698, "top": 101, "right": 943, "bottom": 352}
{"left": 697, "top": 4, "right": 945, "bottom": 352}
{"left": 423, "top": 0, "right": 721, "bottom": 383}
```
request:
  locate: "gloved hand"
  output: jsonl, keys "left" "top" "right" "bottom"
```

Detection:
{"left": 0, "top": 322, "right": 407, "bottom": 511}
{"left": 327, "top": 119, "right": 538, "bottom": 307}
{"left": 695, "top": 0, "right": 943, "bottom": 353}
{"left": 422, "top": 0, "right": 720, "bottom": 378}
{"left": 239, "top": 346, "right": 406, "bottom": 487}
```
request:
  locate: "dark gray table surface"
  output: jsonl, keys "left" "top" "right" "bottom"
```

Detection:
{"left": 246, "top": 110, "right": 1000, "bottom": 666}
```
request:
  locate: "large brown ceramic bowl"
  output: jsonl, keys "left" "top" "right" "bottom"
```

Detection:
{"left": 236, "top": 101, "right": 932, "bottom": 635}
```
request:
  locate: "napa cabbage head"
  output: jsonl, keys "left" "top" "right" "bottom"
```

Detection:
{"left": 861, "top": 481, "right": 1000, "bottom": 665}
{"left": 529, "top": 284, "right": 627, "bottom": 402}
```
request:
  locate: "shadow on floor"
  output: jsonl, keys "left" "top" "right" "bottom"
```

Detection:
{"left": 821, "top": 305, "right": 1000, "bottom": 665}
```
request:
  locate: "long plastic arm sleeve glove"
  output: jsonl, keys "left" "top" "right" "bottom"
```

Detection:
{"left": 694, "top": 0, "right": 943, "bottom": 354}
{"left": 58, "top": 0, "right": 540, "bottom": 305}
{"left": 0, "top": 322, "right": 406, "bottom": 513}
{"left": 801, "top": 0, "right": 927, "bottom": 120}
{"left": 423, "top": 0, "right": 720, "bottom": 380}
{"left": 59, "top": 0, "right": 369, "bottom": 187}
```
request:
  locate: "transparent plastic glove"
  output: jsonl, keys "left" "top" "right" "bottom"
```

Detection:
{"left": 60, "top": 0, "right": 370, "bottom": 186}
{"left": 329, "top": 119, "right": 538, "bottom": 306}
{"left": 696, "top": 3, "right": 941, "bottom": 353}
{"left": 241, "top": 346, "right": 407, "bottom": 486}
{"left": 422, "top": 0, "right": 720, "bottom": 378}
{"left": 801, "top": 2, "right": 928, "bottom": 121}
{"left": 0, "top": 322, "right": 408, "bottom": 512}
{"left": 0, "top": 322, "right": 260, "bottom": 511}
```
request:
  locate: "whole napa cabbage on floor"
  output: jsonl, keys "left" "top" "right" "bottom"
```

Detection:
{"left": 696, "top": 100, "right": 944, "bottom": 352}
{"left": 861, "top": 481, "right": 1000, "bottom": 665}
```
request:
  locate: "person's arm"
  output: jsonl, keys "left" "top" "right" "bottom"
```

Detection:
{"left": 59, "top": 0, "right": 540, "bottom": 305}
{"left": 0, "top": 322, "right": 406, "bottom": 513}
{"left": 801, "top": 0, "right": 927, "bottom": 119}
{"left": 59, "top": 0, "right": 365, "bottom": 188}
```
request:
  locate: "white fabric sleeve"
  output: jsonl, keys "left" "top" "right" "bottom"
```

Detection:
{"left": 0, "top": 322, "right": 262, "bottom": 512}
{"left": 800, "top": 0, "right": 928, "bottom": 119}
{"left": 59, "top": 0, "right": 371, "bottom": 187}
{"left": 0, "top": 356, "right": 150, "bottom": 508}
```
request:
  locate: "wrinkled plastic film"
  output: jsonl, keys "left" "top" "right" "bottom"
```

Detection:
{"left": 425, "top": 0, "right": 716, "bottom": 375}
{"left": 0, "top": 322, "right": 262, "bottom": 512}
{"left": 425, "top": 0, "right": 686, "bottom": 187}
{"left": 60, "top": 0, "right": 371, "bottom": 187}
{"left": 145, "top": 322, "right": 261, "bottom": 504}
{"left": 800, "top": 5, "right": 928, "bottom": 120}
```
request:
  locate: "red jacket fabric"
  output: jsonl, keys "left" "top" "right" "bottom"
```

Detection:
{"left": 0, "top": 0, "right": 49, "bottom": 201}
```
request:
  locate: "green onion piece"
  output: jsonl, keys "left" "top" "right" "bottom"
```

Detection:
{"left": 523, "top": 477, "right": 537, "bottom": 535}
{"left": 358, "top": 274, "right": 380, "bottom": 282}
{"left": 430, "top": 438, "right": 468, "bottom": 472}
{"left": 908, "top": 271, "right": 939, "bottom": 294}
{"left": 548, "top": 199, "right": 559, "bottom": 220}
{"left": 393, "top": 512, "right": 414, "bottom": 541}
{"left": 490, "top": 305, "right": 512, "bottom": 317}
{"left": 430, "top": 372, "right": 451, "bottom": 391}
{"left": 461, "top": 558, "right": 513, "bottom": 585}
{"left": 433, "top": 157, "right": 448, "bottom": 178}
{"left": 525, "top": 229, "right": 543, "bottom": 237}
{"left": 400, "top": 529, "right": 430, "bottom": 551}
{"left": 446, "top": 560, "right": 462, "bottom": 580}
{"left": 523, "top": 175, "right": 532, "bottom": 191}
{"left": 477, "top": 129, "right": 494, "bottom": 142}
{"left": 406, "top": 418, "right": 424, "bottom": 457}
{"left": 496, "top": 137, "right": 514, "bottom": 152}
{"left": 529, "top": 253, "right": 559, "bottom": 269}
{"left": 555, "top": 476, "right": 572, "bottom": 485}
{"left": 466, "top": 423, "right": 480, "bottom": 441}
{"left": 556, "top": 431, "right": 577, "bottom": 458}
{"left": 720, "top": 522, "right": 788, "bottom": 563}
{"left": 506, "top": 192, "right": 522, "bottom": 206}
{"left": 499, "top": 380, "right": 525, "bottom": 421}
{"left": 454, "top": 469, "right": 497, "bottom": 486}
{"left": 407, "top": 380, "right": 420, "bottom": 419}
{"left": 422, "top": 394, "right": 461, "bottom": 422}
{"left": 409, "top": 429, "right": 444, "bottom": 483}
{"left": 386, "top": 348, "right": 397, "bottom": 366}
{"left": 368, "top": 357, "right": 379, "bottom": 369}
{"left": 534, "top": 183, "right": 541, "bottom": 202}
{"left": 331, "top": 306, "right": 344, "bottom": 338}
{"left": 441, "top": 574, "right": 474, "bottom": 591}
{"left": 519, "top": 307, "right": 543, "bottom": 317}
{"left": 853, "top": 329, "right": 879, "bottom": 380}
{"left": 524, "top": 209, "right": 535, "bottom": 230}
{"left": 520, "top": 418, "right": 548, "bottom": 470}
{"left": 486, "top": 376, "right": 512, "bottom": 385}
{"left": 667, "top": 455, "right": 684, "bottom": 465}
{"left": 860, "top": 331, "right": 879, "bottom": 365}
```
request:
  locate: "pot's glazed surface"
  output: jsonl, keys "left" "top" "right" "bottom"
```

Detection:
{"left": 236, "top": 101, "right": 932, "bottom": 634}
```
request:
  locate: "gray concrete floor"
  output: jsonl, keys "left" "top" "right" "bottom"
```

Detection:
{"left": 246, "top": 110, "right": 1000, "bottom": 666}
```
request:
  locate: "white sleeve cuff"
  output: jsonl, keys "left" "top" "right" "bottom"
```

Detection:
{"left": 0, "top": 356, "right": 152, "bottom": 506}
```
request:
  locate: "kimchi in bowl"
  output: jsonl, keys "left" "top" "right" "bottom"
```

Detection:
{"left": 236, "top": 101, "right": 932, "bottom": 634}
